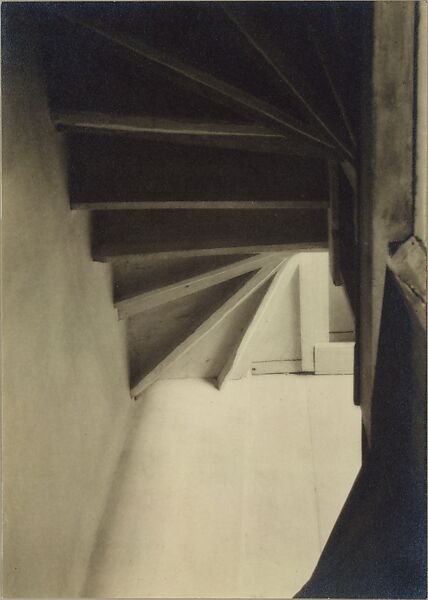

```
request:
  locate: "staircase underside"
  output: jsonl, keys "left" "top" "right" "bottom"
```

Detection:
{"left": 39, "top": 2, "right": 366, "bottom": 398}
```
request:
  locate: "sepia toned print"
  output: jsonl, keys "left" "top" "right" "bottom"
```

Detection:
{"left": 2, "top": 2, "right": 426, "bottom": 598}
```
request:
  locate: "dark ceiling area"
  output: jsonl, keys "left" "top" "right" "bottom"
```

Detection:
{"left": 39, "top": 2, "right": 370, "bottom": 150}
{"left": 33, "top": 1, "right": 371, "bottom": 294}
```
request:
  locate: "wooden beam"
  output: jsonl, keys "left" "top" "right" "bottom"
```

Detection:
{"left": 221, "top": 3, "right": 354, "bottom": 161}
{"left": 52, "top": 111, "right": 281, "bottom": 138}
{"left": 53, "top": 110, "right": 309, "bottom": 157}
{"left": 217, "top": 254, "right": 299, "bottom": 388}
{"left": 415, "top": 2, "right": 427, "bottom": 244}
{"left": 358, "top": 2, "right": 416, "bottom": 441}
{"left": 299, "top": 252, "right": 330, "bottom": 372}
{"left": 53, "top": 110, "right": 318, "bottom": 157}
{"left": 73, "top": 200, "right": 328, "bottom": 211}
{"left": 131, "top": 259, "right": 284, "bottom": 398}
{"left": 59, "top": 13, "right": 338, "bottom": 157}
{"left": 116, "top": 252, "right": 283, "bottom": 319}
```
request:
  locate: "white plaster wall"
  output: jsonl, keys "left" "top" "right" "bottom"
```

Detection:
{"left": 85, "top": 375, "right": 361, "bottom": 598}
{"left": 2, "top": 8, "right": 134, "bottom": 597}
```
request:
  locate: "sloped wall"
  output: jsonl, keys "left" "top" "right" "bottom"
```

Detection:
{"left": 2, "top": 7, "right": 133, "bottom": 596}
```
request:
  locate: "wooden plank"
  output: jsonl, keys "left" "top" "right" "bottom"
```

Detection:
{"left": 115, "top": 252, "right": 283, "bottom": 319}
{"left": 415, "top": 2, "right": 427, "bottom": 244}
{"left": 92, "top": 209, "right": 329, "bottom": 261}
{"left": 358, "top": 2, "right": 416, "bottom": 440}
{"left": 130, "top": 260, "right": 284, "bottom": 398}
{"left": 314, "top": 342, "right": 355, "bottom": 375}
{"left": 127, "top": 275, "right": 248, "bottom": 384}
{"left": 53, "top": 110, "right": 319, "bottom": 157}
{"left": 251, "top": 360, "right": 302, "bottom": 375}
{"left": 52, "top": 111, "right": 284, "bottom": 138}
{"left": 72, "top": 201, "right": 328, "bottom": 211}
{"left": 299, "top": 252, "right": 330, "bottom": 372}
{"left": 68, "top": 134, "right": 329, "bottom": 207}
{"left": 162, "top": 284, "right": 269, "bottom": 380}
{"left": 60, "top": 13, "right": 338, "bottom": 157}
{"left": 221, "top": 3, "right": 353, "bottom": 160}
{"left": 96, "top": 243, "right": 328, "bottom": 264}
{"left": 53, "top": 111, "right": 307, "bottom": 157}
{"left": 217, "top": 255, "right": 299, "bottom": 388}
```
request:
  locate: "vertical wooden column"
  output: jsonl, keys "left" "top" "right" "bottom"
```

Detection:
{"left": 358, "top": 2, "right": 416, "bottom": 442}
{"left": 415, "top": 1, "right": 427, "bottom": 245}
{"left": 299, "top": 252, "right": 330, "bottom": 372}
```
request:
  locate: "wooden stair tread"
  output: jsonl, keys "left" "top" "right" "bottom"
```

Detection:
{"left": 68, "top": 134, "right": 328, "bottom": 206}
{"left": 93, "top": 209, "right": 328, "bottom": 260}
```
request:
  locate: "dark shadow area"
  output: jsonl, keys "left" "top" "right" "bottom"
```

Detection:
{"left": 296, "top": 268, "right": 426, "bottom": 598}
